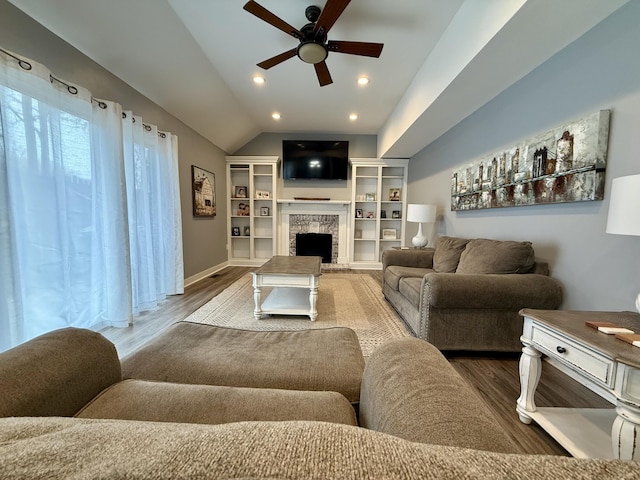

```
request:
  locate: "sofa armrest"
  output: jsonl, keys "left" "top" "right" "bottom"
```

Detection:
{"left": 382, "top": 248, "right": 435, "bottom": 271}
{"left": 0, "top": 328, "right": 122, "bottom": 417}
{"left": 359, "top": 337, "right": 519, "bottom": 453}
{"left": 423, "top": 273, "right": 563, "bottom": 310}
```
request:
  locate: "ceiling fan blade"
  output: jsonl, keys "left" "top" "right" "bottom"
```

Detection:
{"left": 327, "top": 40, "right": 384, "bottom": 58}
{"left": 257, "top": 48, "right": 297, "bottom": 69}
{"left": 314, "top": 61, "right": 333, "bottom": 87}
{"left": 313, "top": 0, "right": 351, "bottom": 38}
{"left": 243, "top": 1, "right": 303, "bottom": 40}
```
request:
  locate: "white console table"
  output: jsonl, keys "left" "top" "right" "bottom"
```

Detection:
{"left": 517, "top": 309, "right": 640, "bottom": 460}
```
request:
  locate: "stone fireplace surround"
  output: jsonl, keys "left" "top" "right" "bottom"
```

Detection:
{"left": 277, "top": 200, "right": 350, "bottom": 265}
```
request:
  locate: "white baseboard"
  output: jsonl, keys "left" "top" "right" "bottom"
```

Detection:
{"left": 184, "top": 261, "right": 229, "bottom": 288}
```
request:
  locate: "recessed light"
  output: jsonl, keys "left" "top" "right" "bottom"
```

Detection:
{"left": 349, "top": 113, "right": 358, "bottom": 121}
{"left": 272, "top": 112, "right": 281, "bottom": 120}
{"left": 253, "top": 75, "right": 266, "bottom": 84}
{"left": 357, "top": 76, "right": 369, "bottom": 86}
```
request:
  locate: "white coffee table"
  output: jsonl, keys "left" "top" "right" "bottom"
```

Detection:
{"left": 252, "top": 256, "right": 322, "bottom": 321}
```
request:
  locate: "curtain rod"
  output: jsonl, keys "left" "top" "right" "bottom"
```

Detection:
{"left": 1, "top": 47, "right": 167, "bottom": 138}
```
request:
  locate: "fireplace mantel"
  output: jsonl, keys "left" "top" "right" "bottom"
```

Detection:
{"left": 278, "top": 200, "right": 351, "bottom": 265}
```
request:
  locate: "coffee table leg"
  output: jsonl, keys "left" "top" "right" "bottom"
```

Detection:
{"left": 309, "top": 286, "right": 318, "bottom": 321}
{"left": 252, "top": 275, "right": 262, "bottom": 320}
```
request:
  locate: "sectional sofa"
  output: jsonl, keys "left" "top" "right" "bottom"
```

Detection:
{"left": 1, "top": 325, "right": 637, "bottom": 478}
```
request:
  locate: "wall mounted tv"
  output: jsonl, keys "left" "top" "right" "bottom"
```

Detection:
{"left": 282, "top": 140, "right": 349, "bottom": 180}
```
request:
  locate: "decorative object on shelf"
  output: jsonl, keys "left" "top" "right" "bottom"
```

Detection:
{"left": 365, "top": 193, "right": 376, "bottom": 201}
{"left": 389, "top": 188, "right": 401, "bottom": 201}
{"left": 606, "top": 174, "right": 640, "bottom": 313}
{"left": 237, "top": 203, "right": 250, "bottom": 216}
{"left": 234, "top": 186, "right": 247, "bottom": 198}
{"left": 243, "top": 226, "right": 251, "bottom": 236}
{"left": 255, "top": 190, "right": 270, "bottom": 199}
{"left": 366, "top": 211, "right": 375, "bottom": 219}
{"left": 407, "top": 204, "right": 437, "bottom": 248}
{"left": 392, "top": 210, "right": 401, "bottom": 219}
{"left": 451, "top": 110, "right": 610, "bottom": 211}
{"left": 231, "top": 227, "right": 240, "bottom": 236}
{"left": 191, "top": 165, "right": 216, "bottom": 217}
{"left": 382, "top": 228, "right": 397, "bottom": 240}
{"left": 355, "top": 208, "right": 363, "bottom": 218}
{"left": 380, "top": 210, "right": 387, "bottom": 218}
{"left": 260, "top": 206, "right": 270, "bottom": 216}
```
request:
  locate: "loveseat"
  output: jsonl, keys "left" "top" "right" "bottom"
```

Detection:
{"left": 382, "top": 236, "right": 564, "bottom": 351}
{"left": 1, "top": 327, "right": 638, "bottom": 478}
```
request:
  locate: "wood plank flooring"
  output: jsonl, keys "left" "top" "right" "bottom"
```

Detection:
{"left": 100, "top": 266, "right": 610, "bottom": 456}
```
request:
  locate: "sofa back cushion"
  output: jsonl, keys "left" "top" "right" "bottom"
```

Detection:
{"left": 432, "top": 236, "right": 469, "bottom": 273}
{"left": 456, "top": 238, "right": 535, "bottom": 274}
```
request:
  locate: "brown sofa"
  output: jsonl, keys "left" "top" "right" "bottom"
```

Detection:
{"left": 382, "top": 236, "right": 564, "bottom": 351}
{"left": 1, "top": 326, "right": 638, "bottom": 478}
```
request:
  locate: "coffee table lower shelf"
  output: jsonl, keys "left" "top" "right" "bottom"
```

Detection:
{"left": 258, "top": 287, "right": 316, "bottom": 319}
{"left": 527, "top": 407, "right": 616, "bottom": 459}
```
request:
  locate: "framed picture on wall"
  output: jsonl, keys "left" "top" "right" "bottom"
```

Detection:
{"left": 191, "top": 165, "right": 216, "bottom": 217}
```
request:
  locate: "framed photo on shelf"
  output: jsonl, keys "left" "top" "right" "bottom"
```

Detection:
{"left": 380, "top": 210, "right": 387, "bottom": 218}
{"left": 255, "top": 190, "right": 270, "bottom": 199}
{"left": 243, "top": 226, "right": 250, "bottom": 236}
{"left": 231, "top": 227, "right": 240, "bottom": 236}
{"left": 191, "top": 165, "right": 215, "bottom": 217}
{"left": 237, "top": 203, "right": 250, "bottom": 216}
{"left": 234, "top": 186, "right": 247, "bottom": 198}
{"left": 355, "top": 208, "right": 363, "bottom": 218}
{"left": 365, "top": 192, "right": 376, "bottom": 202}
{"left": 382, "top": 228, "right": 397, "bottom": 240}
{"left": 260, "top": 206, "right": 270, "bottom": 216}
{"left": 389, "top": 188, "right": 401, "bottom": 201}
{"left": 392, "top": 210, "right": 401, "bottom": 219}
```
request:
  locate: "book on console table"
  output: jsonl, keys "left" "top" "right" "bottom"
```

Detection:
{"left": 615, "top": 333, "right": 640, "bottom": 348}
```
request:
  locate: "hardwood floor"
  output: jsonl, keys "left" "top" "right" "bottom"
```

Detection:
{"left": 100, "top": 266, "right": 610, "bottom": 456}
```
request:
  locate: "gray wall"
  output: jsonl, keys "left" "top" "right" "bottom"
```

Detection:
{"left": 235, "top": 133, "right": 377, "bottom": 201}
{"left": 407, "top": 0, "right": 640, "bottom": 311}
{"left": 0, "top": 0, "right": 228, "bottom": 280}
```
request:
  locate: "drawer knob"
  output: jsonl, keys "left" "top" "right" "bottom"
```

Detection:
{"left": 556, "top": 346, "right": 567, "bottom": 354}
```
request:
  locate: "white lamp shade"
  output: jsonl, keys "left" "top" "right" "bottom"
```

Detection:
{"left": 406, "top": 204, "right": 437, "bottom": 224}
{"left": 606, "top": 174, "right": 640, "bottom": 236}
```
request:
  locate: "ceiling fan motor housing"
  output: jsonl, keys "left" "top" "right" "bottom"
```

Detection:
{"left": 305, "top": 5, "right": 321, "bottom": 22}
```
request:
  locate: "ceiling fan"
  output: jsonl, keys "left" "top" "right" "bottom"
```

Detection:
{"left": 243, "top": 0, "right": 384, "bottom": 87}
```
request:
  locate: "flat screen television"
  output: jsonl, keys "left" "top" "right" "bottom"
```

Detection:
{"left": 282, "top": 140, "right": 349, "bottom": 180}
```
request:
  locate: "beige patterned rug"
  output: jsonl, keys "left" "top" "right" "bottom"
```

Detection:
{"left": 185, "top": 272, "right": 411, "bottom": 356}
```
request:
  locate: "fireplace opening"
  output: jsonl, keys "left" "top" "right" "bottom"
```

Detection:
{"left": 296, "top": 233, "right": 332, "bottom": 263}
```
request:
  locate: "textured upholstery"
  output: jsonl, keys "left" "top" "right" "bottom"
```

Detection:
{"left": 381, "top": 237, "right": 563, "bottom": 351}
{"left": 122, "top": 322, "right": 365, "bottom": 403}
{"left": 359, "top": 337, "right": 519, "bottom": 453}
{"left": 0, "top": 328, "right": 121, "bottom": 418}
{"left": 2, "top": 417, "right": 638, "bottom": 479}
{"left": 77, "top": 379, "right": 357, "bottom": 426}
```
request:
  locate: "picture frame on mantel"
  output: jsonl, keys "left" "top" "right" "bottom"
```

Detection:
{"left": 192, "top": 165, "right": 215, "bottom": 217}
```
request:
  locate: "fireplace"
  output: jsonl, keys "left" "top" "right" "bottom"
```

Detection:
{"left": 296, "top": 233, "right": 332, "bottom": 263}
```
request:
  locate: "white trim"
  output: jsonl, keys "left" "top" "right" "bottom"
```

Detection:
{"left": 184, "top": 261, "right": 229, "bottom": 287}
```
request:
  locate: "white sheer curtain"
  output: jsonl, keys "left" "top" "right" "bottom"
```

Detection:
{"left": 0, "top": 48, "right": 183, "bottom": 352}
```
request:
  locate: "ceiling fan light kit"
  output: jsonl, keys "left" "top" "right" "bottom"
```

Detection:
{"left": 243, "top": 0, "right": 383, "bottom": 87}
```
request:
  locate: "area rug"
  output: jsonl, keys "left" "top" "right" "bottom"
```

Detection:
{"left": 185, "top": 272, "right": 411, "bottom": 356}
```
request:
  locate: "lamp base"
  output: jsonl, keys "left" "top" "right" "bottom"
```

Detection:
{"left": 411, "top": 224, "right": 428, "bottom": 248}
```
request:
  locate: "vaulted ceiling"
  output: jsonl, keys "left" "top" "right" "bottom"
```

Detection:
{"left": 8, "top": 0, "right": 630, "bottom": 157}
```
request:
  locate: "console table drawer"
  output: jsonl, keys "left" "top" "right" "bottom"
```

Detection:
{"left": 531, "top": 325, "right": 614, "bottom": 387}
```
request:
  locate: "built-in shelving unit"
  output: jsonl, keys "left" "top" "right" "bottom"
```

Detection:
{"left": 225, "top": 156, "right": 279, "bottom": 266}
{"left": 350, "top": 158, "right": 408, "bottom": 268}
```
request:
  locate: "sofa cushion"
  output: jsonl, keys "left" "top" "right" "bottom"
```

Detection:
{"left": 432, "top": 236, "right": 469, "bottom": 272}
{"left": 398, "top": 277, "right": 423, "bottom": 309}
{"left": 122, "top": 322, "right": 365, "bottom": 403}
{"left": 456, "top": 238, "right": 535, "bottom": 274}
{"left": 384, "top": 265, "right": 432, "bottom": 291}
{"left": 76, "top": 379, "right": 357, "bottom": 426}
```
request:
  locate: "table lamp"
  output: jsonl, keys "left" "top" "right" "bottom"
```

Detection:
{"left": 406, "top": 204, "right": 437, "bottom": 248}
{"left": 606, "top": 174, "right": 640, "bottom": 313}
